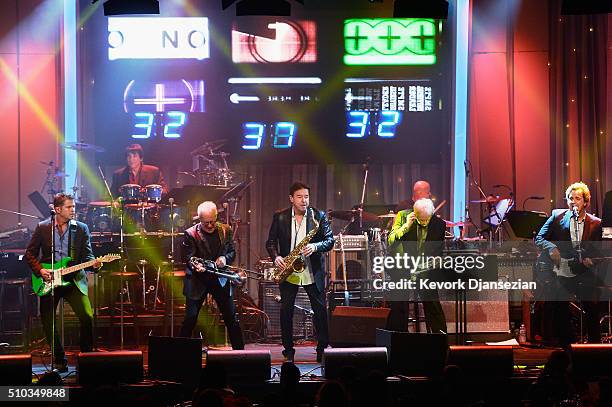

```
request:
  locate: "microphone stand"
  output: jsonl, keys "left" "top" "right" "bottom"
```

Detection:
{"left": 358, "top": 160, "right": 369, "bottom": 231}
{"left": 118, "top": 198, "right": 126, "bottom": 350}
{"left": 49, "top": 209, "right": 57, "bottom": 373}
{"left": 169, "top": 197, "right": 175, "bottom": 337}
{"left": 573, "top": 208, "right": 583, "bottom": 263}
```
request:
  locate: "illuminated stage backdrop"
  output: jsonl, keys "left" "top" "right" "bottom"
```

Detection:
{"left": 82, "top": 0, "right": 451, "bottom": 165}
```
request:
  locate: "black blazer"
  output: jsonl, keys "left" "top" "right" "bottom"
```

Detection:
{"left": 25, "top": 219, "right": 95, "bottom": 295}
{"left": 110, "top": 164, "right": 167, "bottom": 197}
{"left": 535, "top": 209, "right": 602, "bottom": 267}
{"left": 182, "top": 222, "right": 236, "bottom": 300}
{"left": 265, "top": 207, "right": 334, "bottom": 292}
{"left": 398, "top": 214, "right": 446, "bottom": 258}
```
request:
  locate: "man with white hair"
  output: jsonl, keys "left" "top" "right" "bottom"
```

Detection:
{"left": 387, "top": 191, "right": 447, "bottom": 334}
{"left": 179, "top": 201, "right": 244, "bottom": 349}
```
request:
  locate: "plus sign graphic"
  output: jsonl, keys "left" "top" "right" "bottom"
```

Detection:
{"left": 378, "top": 25, "right": 401, "bottom": 50}
{"left": 343, "top": 19, "right": 437, "bottom": 65}
{"left": 345, "top": 24, "right": 368, "bottom": 51}
{"left": 133, "top": 84, "right": 187, "bottom": 112}
{"left": 411, "top": 24, "right": 436, "bottom": 54}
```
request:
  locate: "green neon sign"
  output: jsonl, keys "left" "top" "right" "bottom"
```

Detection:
{"left": 343, "top": 19, "right": 437, "bottom": 66}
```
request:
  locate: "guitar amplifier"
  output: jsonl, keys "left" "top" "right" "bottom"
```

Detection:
{"left": 333, "top": 234, "right": 369, "bottom": 251}
{"left": 259, "top": 281, "right": 313, "bottom": 340}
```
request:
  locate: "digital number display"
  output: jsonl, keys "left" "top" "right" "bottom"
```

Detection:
{"left": 346, "top": 111, "right": 402, "bottom": 139}
{"left": 131, "top": 112, "right": 187, "bottom": 139}
{"left": 241, "top": 122, "right": 297, "bottom": 150}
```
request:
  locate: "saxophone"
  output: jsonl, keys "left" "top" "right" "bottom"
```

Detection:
{"left": 272, "top": 209, "right": 320, "bottom": 284}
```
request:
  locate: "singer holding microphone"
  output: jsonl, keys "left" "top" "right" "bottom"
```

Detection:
{"left": 535, "top": 182, "right": 603, "bottom": 345}
{"left": 266, "top": 182, "right": 334, "bottom": 362}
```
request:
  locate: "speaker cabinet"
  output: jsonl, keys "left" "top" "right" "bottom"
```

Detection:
{"left": 330, "top": 306, "right": 390, "bottom": 346}
{"left": 571, "top": 344, "right": 612, "bottom": 378}
{"left": 205, "top": 350, "right": 271, "bottom": 382}
{"left": 78, "top": 351, "right": 143, "bottom": 385}
{"left": 0, "top": 354, "right": 31, "bottom": 385}
{"left": 323, "top": 347, "right": 388, "bottom": 379}
{"left": 376, "top": 329, "right": 448, "bottom": 377}
{"left": 148, "top": 336, "right": 203, "bottom": 386}
{"left": 447, "top": 346, "right": 513, "bottom": 378}
{"left": 259, "top": 281, "right": 312, "bottom": 340}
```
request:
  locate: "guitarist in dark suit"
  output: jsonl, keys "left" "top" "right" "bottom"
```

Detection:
{"left": 387, "top": 196, "right": 447, "bottom": 334}
{"left": 110, "top": 144, "right": 167, "bottom": 197}
{"left": 25, "top": 193, "right": 100, "bottom": 372}
{"left": 535, "top": 182, "right": 603, "bottom": 345}
{"left": 266, "top": 182, "right": 334, "bottom": 362}
{"left": 179, "top": 201, "right": 244, "bottom": 349}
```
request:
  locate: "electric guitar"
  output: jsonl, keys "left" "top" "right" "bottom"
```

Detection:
{"left": 32, "top": 254, "right": 121, "bottom": 297}
{"left": 189, "top": 257, "right": 246, "bottom": 286}
{"left": 538, "top": 254, "right": 612, "bottom": 277}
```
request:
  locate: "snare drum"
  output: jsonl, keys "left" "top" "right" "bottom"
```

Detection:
{"left": 119, "top": 184, "right": 142, "bottom": 203}
{"left": 144, "top": 184, "right": 163, "bottom": 202}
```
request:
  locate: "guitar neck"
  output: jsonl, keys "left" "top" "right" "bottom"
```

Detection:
{"left": 61, "top": 259, "right": 97, "bottom": 276}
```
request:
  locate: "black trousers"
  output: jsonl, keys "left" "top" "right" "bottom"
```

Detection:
{"left": 179, "top": 282, "right": 244, "bottom": 350}
{"left": 39, "top": 284, "right": 93, "bottom": 361}
{"left": 386, "top": 297, "right": 447, "bottom": 334}
{"left": 549, "top": 275, "right": 600, "bottom": 345}
{"left": 279, "top": 281, "right": 328, "bottom": 352}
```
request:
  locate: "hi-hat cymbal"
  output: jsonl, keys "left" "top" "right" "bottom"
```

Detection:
{"left": 377, "top": 213, "right": 397, "bottom": 219}
{"left": 329, "top": 209, "right": 379, "bottom": 223}
{"left": 63, "top": 142, "right": 105, "bottom": 153}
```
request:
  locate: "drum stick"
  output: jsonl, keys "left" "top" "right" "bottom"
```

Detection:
{"left": 433, "top": 200, "right": 446, "bottom": 214}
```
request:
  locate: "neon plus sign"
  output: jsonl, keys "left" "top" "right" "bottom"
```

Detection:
{"left": 133, "top": 83, "right": 186, "bottom": 112}
{"left": 378, "top": 25, "right": 401, "bottom": 50}
{"left": 412, "top": 24, "right": 436, "bottom": 51}
{"left": 345, "top": 25, "right": 368, "bottom": 51}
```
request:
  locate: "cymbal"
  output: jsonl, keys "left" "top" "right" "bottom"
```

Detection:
{"left": 124, "top": 202, "right": 157, "bottom": 209}
{"left": 377, "top": 213, "right": 397, "bottom": 219}
{"left": 190, "top": 139, "right": 227, "bottom": 155}
{"left": 88, "top": 201, "right": 111, "bottom": 207}
{"left": 444, "top": 220, "right": 465, "bottom": 228}
{"left": 63, "top": 142, "right": 105, "bottom": 153}
{"left": 329, "top": 209, "right": 379, "bottom": 223}
{"left": 470, "top": 196, "right": 499, "bottom": 204}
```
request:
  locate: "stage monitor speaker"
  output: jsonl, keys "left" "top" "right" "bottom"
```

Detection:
{"left": 78, "top": 351, "right": 143, "bottom": 385}
{"left": 330, "top": 306, "right": 390, "bottom": 347}
{"left": 570, "top": 344, "right": 612, "bottom": 378}
{"left": 506, "top": 211, "right": 548, "bottom": 239}
{"left": 447, "top": 346, "right": 513, "bottom": 378}
{"left": 0, "top": 354, "right": 31, "bottom": 385}
{"left": 323, "top": 347, "right": 388, "bottom": 379}
{"left": 148, "top": 336, "right": 203, "bottom": 386}
{"left": 205, "top": 350, "right": 271, "bottom": 382}
{"left": 376, "top": 329, "right": 448, "bottom": 377}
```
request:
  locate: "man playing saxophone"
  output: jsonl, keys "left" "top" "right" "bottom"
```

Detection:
{"left": 266, "top": 182, "right": 334, "bottom": 362}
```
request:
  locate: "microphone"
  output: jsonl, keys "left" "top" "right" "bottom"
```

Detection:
{"left": 168, "top": 197, "right": 174, "bottom": 205}
{"left": 274, "top": 295, "right": 282, "bottom": 303}
{"left": 571, "top": 206, "right": 579, "bottom": 219}
{"left": 48, "top": 203, "right": 55, "bottom": 215}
